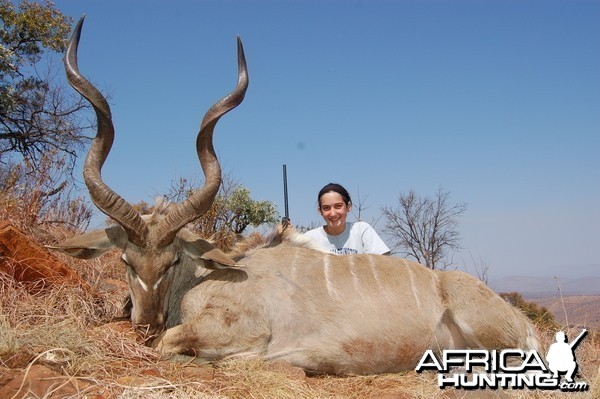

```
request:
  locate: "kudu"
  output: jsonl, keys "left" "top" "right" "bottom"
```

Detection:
{"left": 51, "top": 17, "right": 539, "bottom": 375}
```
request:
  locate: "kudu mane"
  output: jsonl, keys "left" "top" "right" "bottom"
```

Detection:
{"left": 227, "top": 225, "right": 326, "bottom": 261}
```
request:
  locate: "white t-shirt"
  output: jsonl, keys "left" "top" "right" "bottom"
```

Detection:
{"left": 304, "top": 221, "right": 390, "bottom": 255}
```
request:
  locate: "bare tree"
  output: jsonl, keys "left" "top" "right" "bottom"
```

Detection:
{"left": 382, "top": 187, "right": 466, "bottom": 270}
{"left": 351, "top": 186, "right": 370, "bottom": 221}
{"left": 464, "top": 252, "right": 490, "bottom": 285}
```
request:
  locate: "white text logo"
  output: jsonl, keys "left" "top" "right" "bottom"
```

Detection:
{"left": 415, "top": 330, "right": 588, "bottom": 392}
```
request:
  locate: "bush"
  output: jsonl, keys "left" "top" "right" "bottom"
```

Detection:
{"left": 500, "top": 291, "right": 558, "bottom": 330}
{"left": 0, "top": 152, "right": 92, "bottom": 237}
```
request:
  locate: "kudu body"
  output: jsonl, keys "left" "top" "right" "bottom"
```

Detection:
{"left": 52, "top": 18, "right": 538, "bottom": 375}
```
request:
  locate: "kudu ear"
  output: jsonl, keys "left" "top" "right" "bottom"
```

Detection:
{"left": 180, "top": 237, "right": 238, "bottom": 270}
{"left": 47, "top": 226, "right": 126, "bottom": 259}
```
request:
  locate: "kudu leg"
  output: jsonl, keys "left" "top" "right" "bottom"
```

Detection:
{"left": 153, "top": 325, "right": 199, "bottom": 356}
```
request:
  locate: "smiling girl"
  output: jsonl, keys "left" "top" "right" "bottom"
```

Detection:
{"left": 304, "top": 183, "right": 390, "bottom": 255}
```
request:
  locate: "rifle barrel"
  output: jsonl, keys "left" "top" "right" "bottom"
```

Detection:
{"left": 569, "top": 329, "right": 587, "bottom": 349}
{"left": 283, "top": 164, "right": 289, "bottom": 220}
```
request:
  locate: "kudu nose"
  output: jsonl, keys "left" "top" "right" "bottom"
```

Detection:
{"left": 134, "top": 312, "right": 165, "bottom": 337}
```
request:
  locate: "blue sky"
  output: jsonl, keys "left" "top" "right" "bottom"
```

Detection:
{"left": 49, "top": 0, "right": 599, "bottom": 279}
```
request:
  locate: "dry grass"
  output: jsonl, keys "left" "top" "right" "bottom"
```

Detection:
{"left": 1, "top": 251, "right": 599, "bottom": 398}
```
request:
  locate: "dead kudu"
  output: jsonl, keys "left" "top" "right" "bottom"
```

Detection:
{"left": 51, "top": 17, "right": 538, "bottom": 375}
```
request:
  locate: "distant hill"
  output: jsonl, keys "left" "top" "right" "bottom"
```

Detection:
{"left": 490, "top": 276, "right": 600, "bottom": 298}
{"left": 530, "top": 295, "right": 600, "bottom": 329}
{"left": 490, "top": 276, "right": 600, "bottom": 329}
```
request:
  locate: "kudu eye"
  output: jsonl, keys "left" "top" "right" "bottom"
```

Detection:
{"left": 172, "top": 255, "right": 180, "bottom": 266}
{"left": 121, "top": 254, "right": 140, "bottom": 279}
{"left": 121, "top": 254, "right": 135, "bottom": 271}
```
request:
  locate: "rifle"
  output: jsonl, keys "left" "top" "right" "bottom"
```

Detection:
{"left": 569, "top": 329, "right": 587, "bottom": 350}
{"left": 282, "top": 164, "right": 290, "bottom": 226}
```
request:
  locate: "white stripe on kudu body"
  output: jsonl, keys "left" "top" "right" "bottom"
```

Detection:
{"left": 347, "top": 256, "right": 365, "bottom": 297}
{"left": 406, "top": 264, "right": 422, "bottom": 311}
{"left": 323, "top": 256, "right": 340, "bottom": 301}
{"left": 51, "top": 17, "right": 539, "bottom": 376}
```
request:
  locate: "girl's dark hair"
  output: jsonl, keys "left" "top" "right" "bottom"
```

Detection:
{"left": 318, "top": 183, "right": 352, "bottom": 208}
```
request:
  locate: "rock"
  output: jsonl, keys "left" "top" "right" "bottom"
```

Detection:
{"left": 180, "top": 365, "right": 216, "bottom": 381}
{"left": 0, "top": 364, "right": 102, "bottom": 398}
{"left": 140, "top": 366, "right": 162, "bottom": 377}
{"left": 0, "top": 367, "right": 15, "bottom": 388}
{"left": 1, "top": 347, "right": 36, "bottom": 369}
{"left": 0, "top": 222, "right": 96, "bottom": 294}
